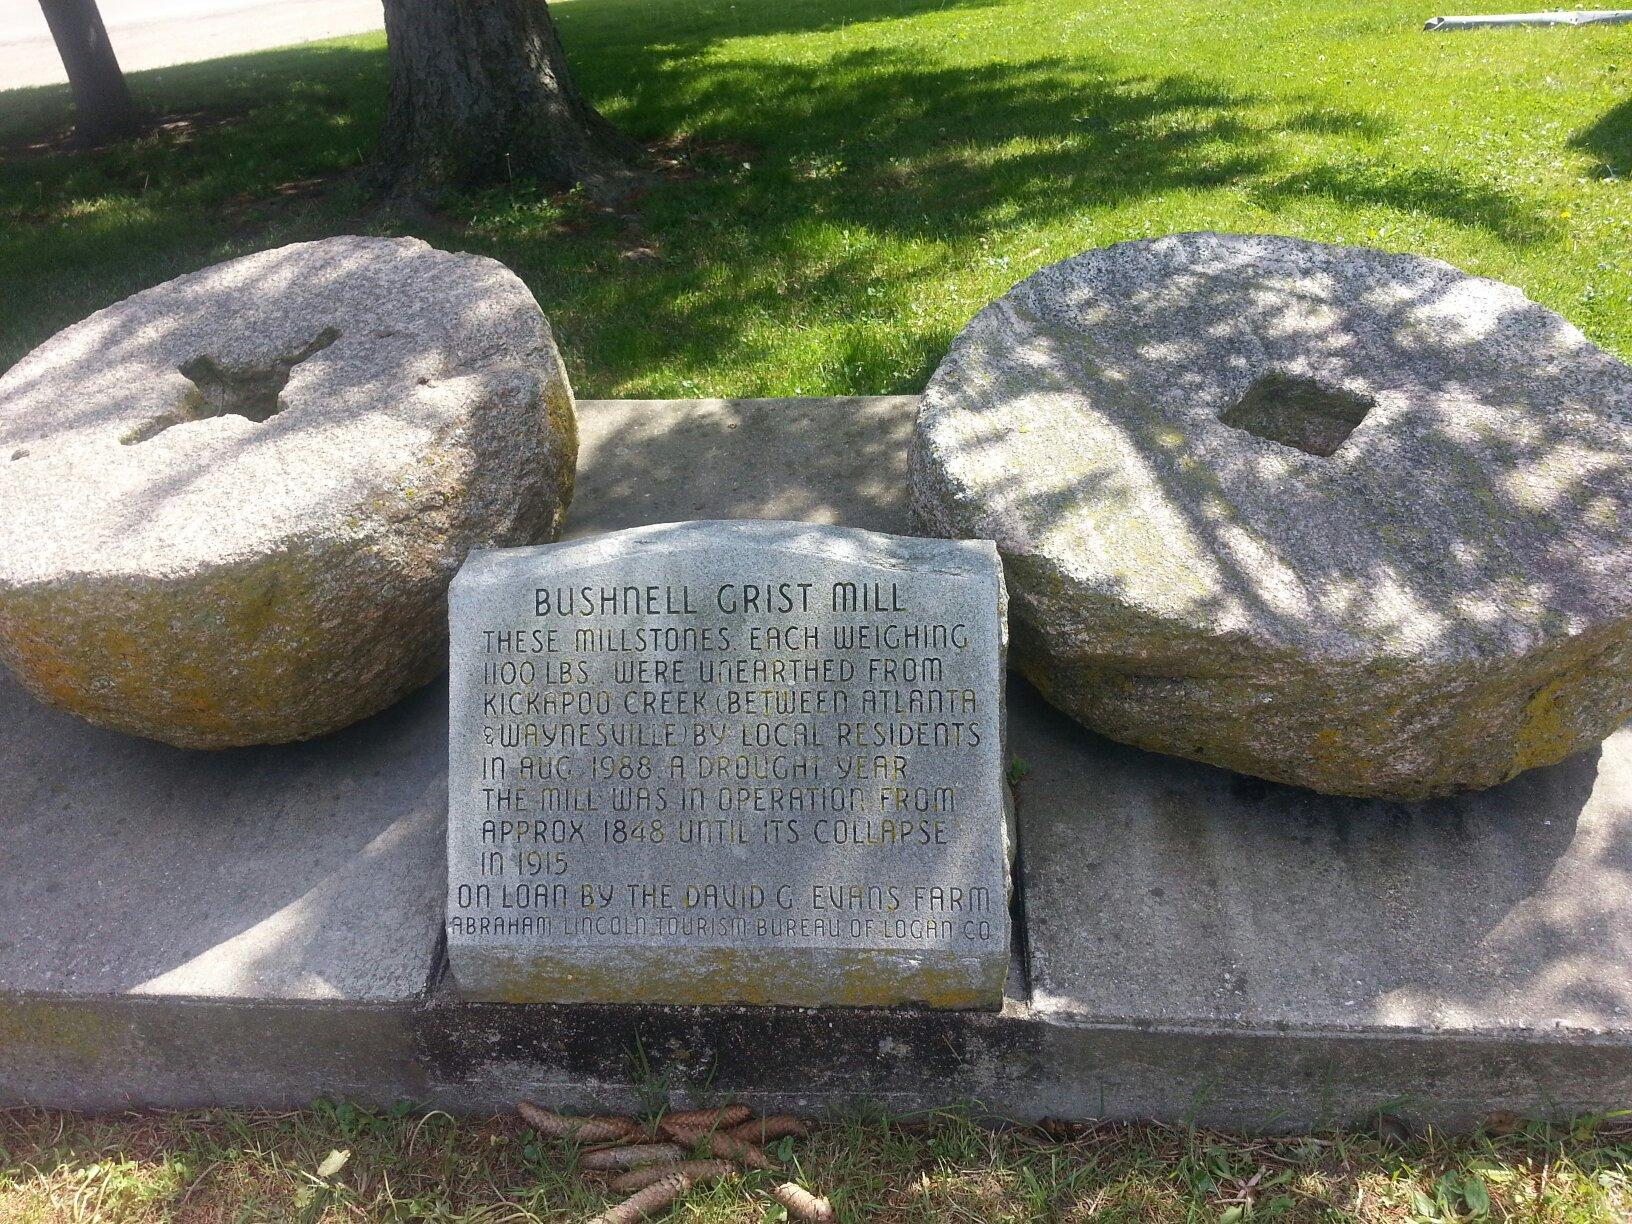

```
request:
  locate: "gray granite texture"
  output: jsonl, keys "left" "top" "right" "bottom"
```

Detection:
{"left": 445, "top": 520, "right": 1011, "bottom": 1008}
{"left": 911, "top": 232, "right": 1632, "bottom": 799}
{"left": 0, "top": 236, "right": 577, "bottom": 748}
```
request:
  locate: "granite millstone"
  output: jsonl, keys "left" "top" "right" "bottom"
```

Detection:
{"left": 909, "top": 233, "right": 1632, "bottom": 799}
{"left": 0, "top": 236, "right": 577, "bottom": 748}
{"left": 446, "top": 520, "right": 1012, "bottom": 1009}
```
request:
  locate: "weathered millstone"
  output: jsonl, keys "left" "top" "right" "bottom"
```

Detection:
{"left": 0, "top": 236, "right": 576, "bottom": 748}
{"left": 910, "top": 232, "right": 1632, "bottom": 800}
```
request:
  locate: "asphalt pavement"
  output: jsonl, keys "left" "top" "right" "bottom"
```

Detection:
{"left": 1, "top": 0, "right": 383, "bottom": 91}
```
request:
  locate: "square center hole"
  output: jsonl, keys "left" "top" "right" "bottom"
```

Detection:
{"left": 1218, "top": 373, "right": 1375, "bottom": 457}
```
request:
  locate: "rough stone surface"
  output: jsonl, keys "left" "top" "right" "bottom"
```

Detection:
{"left": 446, "top": 520, "right": 1011, "bottom": 1009}
{"left": 2, "top": 397, "right": 1631, "bottom": 1128}
{"left": 0, "top": 235, "right": 576, "bottom": 748}
{"left": 911, "top": 233, "right": 1632, "bottom": 799}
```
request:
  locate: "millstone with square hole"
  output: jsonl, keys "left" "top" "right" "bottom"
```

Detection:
{"left": 909, "top": 232, "right": 1632, "bottom": 799}
{"left": 0, "top": 236, "right": 576, "bottom": 748}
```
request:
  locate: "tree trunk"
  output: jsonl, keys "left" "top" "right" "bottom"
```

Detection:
{"left": 38, "top": 0, "right": 141, "bottom": 143}
{"left": 378, "top": 0, "right": 641, "bottom": 201}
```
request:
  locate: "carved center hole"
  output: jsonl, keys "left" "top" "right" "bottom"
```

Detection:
{"left": 1218, "top": 372, "right": 1375, "bottom": 458}
{"left": 122, "top": 327, "right": 340, "bottom": 445}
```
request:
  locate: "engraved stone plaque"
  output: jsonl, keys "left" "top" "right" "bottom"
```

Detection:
{"left": 446, "top": 520, "right": 1010, "bottom": 1009}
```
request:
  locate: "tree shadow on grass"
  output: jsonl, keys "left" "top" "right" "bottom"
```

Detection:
{"left": 1251, "top": 161, "right": 1551, "bottom": 245}
{"left": 0, "top": 0, "right": 1556, "bottom": 393}
{"left": 0, "top": 40, "right": 390, "bottom": 369}
{"left": 1572, "top": 95, "right": 1631, "bottom": 178}
{"left": 491, "top": 40, "right": 1553, "bottom": 392}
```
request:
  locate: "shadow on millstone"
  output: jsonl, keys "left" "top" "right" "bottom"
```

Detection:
{"left": 0, "top": 236, "right": 575, "bottom": 750}
{"left": 912, "top": 233, "right": 1632, "bottom": 800}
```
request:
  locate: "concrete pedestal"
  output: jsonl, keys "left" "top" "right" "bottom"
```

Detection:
{"left": 2, "top": 398, "right": 1628, "bottom": 1128}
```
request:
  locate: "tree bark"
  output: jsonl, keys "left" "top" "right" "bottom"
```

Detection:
{"left": 378, "top": 0, "right": 641, "bottom": 201}
{"left": 38, "top": 0, "right": 142, "bottom": 143}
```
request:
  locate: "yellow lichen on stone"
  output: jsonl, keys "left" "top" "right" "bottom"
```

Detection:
{"left": 479, "top": 946, "right": 1002, "bottom": 1011}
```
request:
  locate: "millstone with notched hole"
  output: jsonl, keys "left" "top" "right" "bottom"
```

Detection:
{"left": 0, "top": 236, "right": 577, "bottom": 749}
{"left": 909, "top": 232, "right": 1632, "bottom": 799}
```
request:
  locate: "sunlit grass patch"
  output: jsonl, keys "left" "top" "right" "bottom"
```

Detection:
{"left": 3, "top": 1103, "right": 1629, "bottom": 1221}
{"left": 1, "top": 0, "right": 1629, "bottom": 395}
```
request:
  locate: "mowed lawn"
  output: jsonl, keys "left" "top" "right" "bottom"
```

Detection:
{"left": 0, "top": 0, "right": 1628, "bottom": 397}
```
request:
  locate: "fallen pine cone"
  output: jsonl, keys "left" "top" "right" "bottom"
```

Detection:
{"left": 579, "top": 1143, "right": 686, "bottom": 1170}
{"left": 1482, "top": 1109, "right": 1523, "bottom": 1136}
{"left": 1034, "top": 1117, "right": 1091, "bottom": 1141}
{"left": 730, "top": 1115, "right": 808, "bottom": 1143}
{"left": 661, "top": 1104, "right": 752, "bottom": 1130}
{"left": 517, "top": 1102, "right": 637, "bottom": 1145}
{"left": 773, "top": 1182, "right": 835, "bottom": 1222}
{"left": 583, "top": 1126, "right": 664, "bottom": 1151}
{"left": 609, "top": 1158, "right": 738, "bottom": 1194}
{"left": 661, "top": 1122, "right": 774, "bottom": 1170}
{"left": 589, "top": 1171, "right": 693, "bottom": 1224}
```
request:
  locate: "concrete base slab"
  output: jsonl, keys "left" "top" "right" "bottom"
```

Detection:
{"left": 2, "top": 397, "right": 1629, "bottom": 1128}
{"left": 1019, "top": 684, "right": 1632, "bottom": 1035}
{"left": 417, "top": 985, "right": 1632, "bottom": 1128}
{"left": 0, "top": 674, "right": 445, "bottom": 1003}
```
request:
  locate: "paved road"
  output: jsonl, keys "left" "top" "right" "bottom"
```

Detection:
{"left": 1, "top": 0, "right": 383, "bottom": 91}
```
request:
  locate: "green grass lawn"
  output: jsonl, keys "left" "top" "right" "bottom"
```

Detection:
{"left": 2, "top": 1104, "right": 1630, "bottom": 1222}
{"left": 0, "top": 0, "right": 1628, "bottom": 397}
